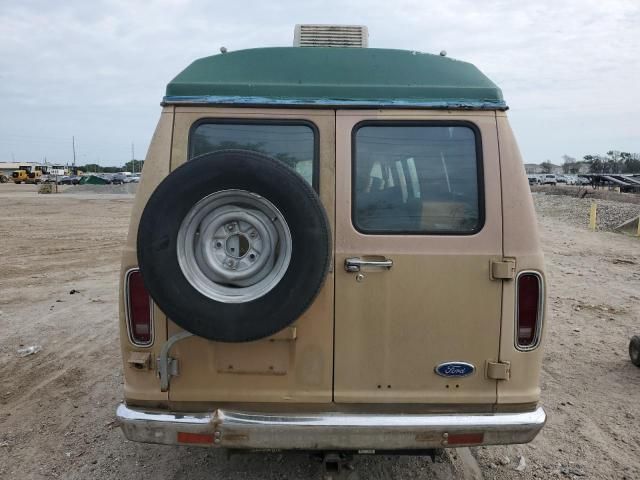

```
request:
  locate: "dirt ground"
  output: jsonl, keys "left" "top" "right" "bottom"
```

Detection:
{"left": 1, "top": 183, "right": 639, "bottom": 480}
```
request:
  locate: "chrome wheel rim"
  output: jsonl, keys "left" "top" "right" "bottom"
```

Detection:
{"left": 177, "top": 189, "right": 292, "bottom": 303}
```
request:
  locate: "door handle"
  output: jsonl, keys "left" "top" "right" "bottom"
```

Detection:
{"left": 344, "top": 257, "right": 393, "bottom": 273}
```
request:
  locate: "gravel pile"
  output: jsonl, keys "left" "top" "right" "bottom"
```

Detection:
{"left": 533, "top": 192, "right": 640, "bottom": 232}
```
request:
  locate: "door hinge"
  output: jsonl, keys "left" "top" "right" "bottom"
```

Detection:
{"left": 490, "top": 259, "right": 516, "bottom": 280}
{"left": 487, "top": 360, "right": 511, "bottom": 380}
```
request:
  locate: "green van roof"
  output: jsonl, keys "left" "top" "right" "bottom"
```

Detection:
{"left": 165, "top": 47, "right": 506, "bottom": 110}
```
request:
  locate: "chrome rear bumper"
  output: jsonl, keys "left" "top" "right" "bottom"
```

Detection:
{"left": 116, "top": 404, "right": 545, "bottom": 450}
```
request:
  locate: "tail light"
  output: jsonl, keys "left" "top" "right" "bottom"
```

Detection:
{"left": 515, "top": 271, "right": 543, "bottom": 351}
{"left": 125, "top": 269, "right": 153, "bottom": 346}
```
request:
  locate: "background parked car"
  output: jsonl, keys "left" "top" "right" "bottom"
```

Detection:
{"left": 576, "top": 176, "right": 591, "bottom": 185}
{"left": 110, "top": 173, "right": 128, "bottom": 185}
{"left": 58, "top": 175, "right": 81, "bottom": 185}
{"left": 542, "top": 174, "right": 557, "bottom": 185}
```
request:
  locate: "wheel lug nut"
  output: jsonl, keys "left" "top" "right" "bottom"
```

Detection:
{"left": 250, "top": 231, "right": 257, "bottom": 238}
{"left": 226, "top": 224, "right": 234, "bottom": 231}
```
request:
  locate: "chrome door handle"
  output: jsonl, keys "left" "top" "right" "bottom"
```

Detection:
{"left": 344, "top": 257, "right": 393, "bottom": 273}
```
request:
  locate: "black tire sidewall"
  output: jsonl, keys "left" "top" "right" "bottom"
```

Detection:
{"left": 137, "top": 150, "right": 331, "bottom": 342}
{"left": 630, "top": 336, "right": 640, "bottom": 367}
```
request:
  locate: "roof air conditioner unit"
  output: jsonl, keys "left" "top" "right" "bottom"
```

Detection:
{"left": 293, "top": 24, "right": 368, "bottom": 48}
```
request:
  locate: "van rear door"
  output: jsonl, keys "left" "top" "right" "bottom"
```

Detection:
{"left": 333, "top": 110, "right": 503, "bottom": 405}
{"left": 165, "top": 108, "right": 336, "bottom": 405}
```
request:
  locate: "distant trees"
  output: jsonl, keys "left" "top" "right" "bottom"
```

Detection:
{"left": 79, "top": 163, "right": 119, "bottom": 173}
{"left": 540, "top": 161, "right": 554, "bottom": 174}
{"left": 561, "top": 155, "right": 580, "bottom": 174}
{"left": 546, "top": 151, "right": 640, "bottom": 175}
{"left": 76, "top": 160, "right": 144, "bottom": 174}
{"left": 620, "top": 151, "right": 640, "bottom": 173}
{"left": 584, "top": 151, "right": 640, "bottom": 174}
{"left": 123, "top": 159, "right": 144, "bottom": 173}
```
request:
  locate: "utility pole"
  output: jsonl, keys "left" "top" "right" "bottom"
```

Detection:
{"left": 131, "top": 142, "right": 135, "bottom": 174}
{"left": 72, "top": 136, "right": 77, "bottom": 168}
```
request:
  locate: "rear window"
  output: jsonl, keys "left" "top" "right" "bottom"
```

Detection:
{"left": 189, "top": 121, "right": 317, "bottom": 188}
{"left": 353, "top": 123, "right": 483, "bottom": 234}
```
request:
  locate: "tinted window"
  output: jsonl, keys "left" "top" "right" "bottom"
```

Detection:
{"left": 190, "top": 122, "right": 316, "bottom": 186}
{"left": 353, "top": 124, "right": 482, "bottom": 234}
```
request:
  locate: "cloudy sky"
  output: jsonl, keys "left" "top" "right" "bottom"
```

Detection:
{"left": 1, "top": 0, "right": 638, "bottom": 166}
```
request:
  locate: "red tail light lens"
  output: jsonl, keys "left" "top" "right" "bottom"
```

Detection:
{"left": 126, "top": 269, "right": 153, "bottom": 345}
{"left": 516, "top": 272, "right": 543, "bottom": 350}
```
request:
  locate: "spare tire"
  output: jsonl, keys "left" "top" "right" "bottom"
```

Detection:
{"left": 137, "top": 150, "right": 331, "bottom": 342}
{"left": 630, "top": 336, "right": 640, "bottom": 367}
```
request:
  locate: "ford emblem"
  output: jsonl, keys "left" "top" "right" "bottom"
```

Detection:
{"left": 435, "top": 362, "right": 475, "bottom": 378}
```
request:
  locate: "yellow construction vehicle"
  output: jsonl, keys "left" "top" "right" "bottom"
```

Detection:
{"left": 12, "top": 168, "right": 29, "bottom": 184}
{"left": 25, "top": 169, "right": 43, "bottom": 184}
{"left": 12, "top": 165, "right": 45, "bottom": 184}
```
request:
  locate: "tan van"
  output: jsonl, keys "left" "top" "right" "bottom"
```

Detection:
{"left": 117, "top": 27, "right": 546, "bottom": 457}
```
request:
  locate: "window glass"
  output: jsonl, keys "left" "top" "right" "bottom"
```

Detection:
{"left": 353, "top": 125, "right": 481, "bottom": 233}
{"left": 190, "top": 123, "right": 316, "bottom": 186}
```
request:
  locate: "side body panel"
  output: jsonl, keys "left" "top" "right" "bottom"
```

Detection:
{"left": 119, "top": 108, "right": 174, "bottom": 406}
{"left": 496, "top": 113, "right": 546, "bottom": 405}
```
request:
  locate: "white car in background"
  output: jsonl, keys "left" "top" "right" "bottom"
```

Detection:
{"left": 576, "top": 176, "right": 591, "bottom": 185}
{"left": 542, "top": 174, "right": 557, "bottom": 185}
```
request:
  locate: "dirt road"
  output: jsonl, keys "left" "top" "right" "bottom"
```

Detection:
{"left": 1, "top": 184, "right": 639, "bottom": 479}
